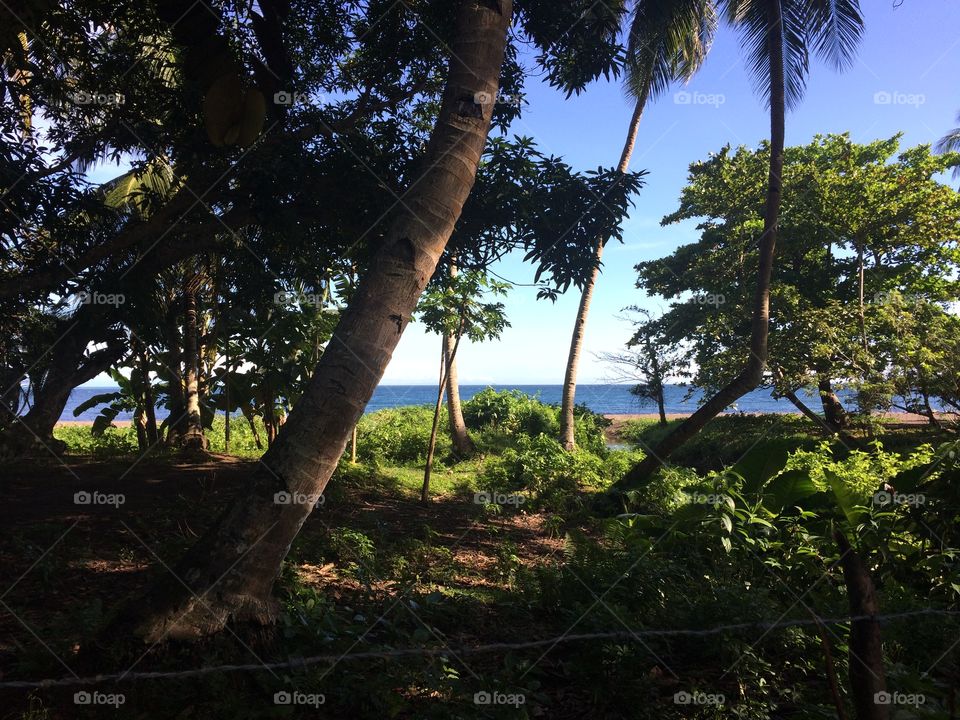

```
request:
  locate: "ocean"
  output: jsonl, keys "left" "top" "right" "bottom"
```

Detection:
{"left": 60, "top": 384, "right": 837, "bottom": 422}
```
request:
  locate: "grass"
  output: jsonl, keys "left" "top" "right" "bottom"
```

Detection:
{"left": 13, "top": 397, "right": 958, "bottom": 719}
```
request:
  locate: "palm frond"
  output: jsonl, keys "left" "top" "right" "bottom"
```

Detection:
{"left": 624, "top": 0, "right": 719, "bottom": 103}
{"left": 804, "top": 0, "right": 864, "bottom": 71}
{"left": 723, "top": 0, "right": 811, "bottom": 111}
{"left": 99, "top": 157, "right": 179, "bottom": 218}
{"left": 937, "top": 114, "right": 960, "bottom": 178}
{"left": 936, "top": 114, "right": 960, "bottom": 154}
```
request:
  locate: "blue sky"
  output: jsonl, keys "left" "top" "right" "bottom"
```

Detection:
{"left": 385, "top": 0, "right": 960, "bottom": 384}
{"left": 86, "top": 1, "right": 960, "bottom": 387}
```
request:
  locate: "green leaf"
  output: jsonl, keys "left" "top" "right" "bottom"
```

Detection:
{"left": 763, "top": 470, "right": 819, "bottom": 515}
{"left": 825, "top": 470, "right": 868, "bottom": 525}
{"left": 72, "top": 391, "right": 122, "bottom": 416}
{"left": 735, "top": 443, "right": 790, "bottom": 494}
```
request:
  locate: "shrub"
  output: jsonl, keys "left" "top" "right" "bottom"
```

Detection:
{"left": 355, "top": 405, "right": 450, "bottom": 464}
{"left": 481, "top": 434, "right": 606, "bottom": 512}
{"left": 463, "top": 388, "right": 608, "bottom": 452}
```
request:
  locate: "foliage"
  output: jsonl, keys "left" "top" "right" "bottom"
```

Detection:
{"left": 463, "top": 388, "right": 610, "bottom": 454}
{"left": 355, "top": 406, "right": 452, "bottom": 465}
{"left": 637, "top": 134, "right": 960, "bottom": 415}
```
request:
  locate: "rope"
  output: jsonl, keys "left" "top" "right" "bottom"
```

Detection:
{"left": 2, "top": 608, "right": 958, "bottom": 689}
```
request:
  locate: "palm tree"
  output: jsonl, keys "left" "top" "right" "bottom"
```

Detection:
{"left": 937, "top": 112, "right": 960, "bottom": 176}
{"left": 126, "top": 0, "right": 514, "bottom": 642}
{"left": 559, "top": 0, "right": 717, "bottom": 450}
{"left": 624, "top": 0, "right": 864, "bottom": 481}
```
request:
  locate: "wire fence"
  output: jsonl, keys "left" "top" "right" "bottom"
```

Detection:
{"left": 3, "top": 608, "right": 958, "bottom": 690}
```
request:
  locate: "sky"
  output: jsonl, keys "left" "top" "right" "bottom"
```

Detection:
{"left": 382, "top": 0, "right": 960, "bottom": 385}
{"left": 86, "top": 0, "right": 960, "bottom": 387}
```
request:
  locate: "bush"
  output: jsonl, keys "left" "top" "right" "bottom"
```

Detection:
{"left": 463, "top": 388, "right": 609, "bottom": 453}
{"left": 54, "top": 424, "right": 139, "bottom": 457}
{"left": 355, "top": 405, "right": 450, "bottom": 465}
{"left": 618, "top": 414, "right": 817, "bottom": 471}
{"left": 481, "top": 433, "right": 607, "bottom": 512}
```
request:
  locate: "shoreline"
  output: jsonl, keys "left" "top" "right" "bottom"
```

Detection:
{"left": 55, "top": 410, "right": 943, "bottom": 429}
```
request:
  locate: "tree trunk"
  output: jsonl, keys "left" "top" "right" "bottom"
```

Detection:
{"left": 559, "top": 94, "right": 648, "bottom": 451}
{"left": 124, "top": 0, "right": 512, "bottom": 643}
{"left": 818, "top": 376, "right": 848, "bottom": 431}
{"left": 445, "top": 330, "right": 474, "bottom": 457}
{"left": 422, "top": 343, "right": 447, "bottom": 503}
{"left": 242, "top": 405, "right": 263, "bottom": 450}
{"left": 646, "top": 336, "right": 667, "bottom": 425}
{"left": 181, "top": 285, "right": 207, "bottom": 450}
{"left": 835, "top": 531, "right": 888, "bottom": 720}
{"left": 618, "top": 2, "right": 786, "bottom": 485}
{"left": 15, "top": 326, "right": 121, "bottom": 452}
{"left": 163, "top": 301, "right": 187, "bottom": 446}
{"left": 140, "top": 349, "right": 159, "bottom": 445}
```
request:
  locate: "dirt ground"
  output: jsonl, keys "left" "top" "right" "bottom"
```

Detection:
{"left": 0, "top": 454, "right": 565, "bottom": 682}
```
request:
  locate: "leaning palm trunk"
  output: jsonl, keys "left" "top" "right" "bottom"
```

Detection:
{"left": 181, "top": 284, "right": 206, "bottom": 450}
{"left": 445, "top": 329, "right": 474, "bottom": 455}
{"left": 559, "top": 94, "right": 647, "bottom": 450}
{"left": 445, "top": 262, "right": 475, "bottom": 456}
{"left": 125, "top": 0, "right": 512, "bottom": 642}
{"left": 817, "top": 375, "right": 847, "bottom": 430}
{"left": 422, "top": 342, "right": 449, "bottom": 503}
{"left": 620, "top": 1, "right": 786, "bottom": 484}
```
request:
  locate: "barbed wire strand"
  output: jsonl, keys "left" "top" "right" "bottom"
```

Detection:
{"left": 2, "top": 608, "right": 959, "bottom": 690}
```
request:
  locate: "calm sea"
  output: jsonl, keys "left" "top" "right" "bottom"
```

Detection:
{"left": 60, "top": 384, "right": 834, "bottom": 422}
